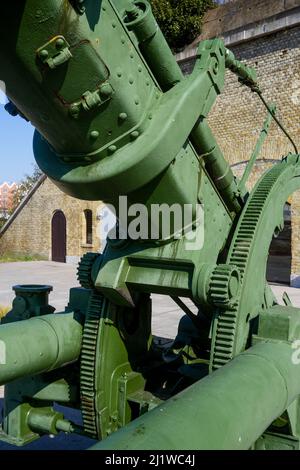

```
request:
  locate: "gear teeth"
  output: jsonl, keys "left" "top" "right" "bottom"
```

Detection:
{"left": 80, "top": 290, "right": 104, "bottom": 438}
{"left": 77, "top": 252, "right": 99, "bottom": 289}
{"left": 211, "top": 164, "right": 284, "bottom": 370}
{"left": 209, "top": 264, "right": 240, "bottom": 309}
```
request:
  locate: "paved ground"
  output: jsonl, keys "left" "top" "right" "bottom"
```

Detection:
{"left": 0, "top": 261, "right": 186, "bottom": 338}
{"left": 0, "top": 260, "right": 299, "bottom": 450}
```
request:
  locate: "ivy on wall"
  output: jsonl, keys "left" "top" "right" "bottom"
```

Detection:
{"left": 150, "top": 0, "right": 215, "bottom": 50}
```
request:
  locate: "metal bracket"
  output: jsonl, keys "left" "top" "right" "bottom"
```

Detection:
{"left": 69, "top": 82, "right": 114, "bottom": 119}
{"left": 37, "top": 36, "right": 72, "bottom": 70}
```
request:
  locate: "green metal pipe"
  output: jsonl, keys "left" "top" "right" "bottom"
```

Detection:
{"left": 124, "top": 0, "right": 183, "bottom": 91}
{"left": 0, "top": 312, "right": 82, "bottom": 385}
{"left": 126, "top": 0, "right": 241, "bottom": 213}
{"left": 225, "top": 49, "right": 258, "bottom": 89}
{"left": 238, "top": 105, "right": 276, "bottom": 192}
{"left": 190, "top": 120, "right": 241, "bottom": 212}
{"left": 90, "top": 342, "right": 300, "bottom": 450}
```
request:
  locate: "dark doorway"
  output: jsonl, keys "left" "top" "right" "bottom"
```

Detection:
{"left": 267, "top": 203, "right": 291, "bottom": 285}
{"left": 84, "top": 209, "right": 93, "bottom": 245}
{"left": 51, "top": 210, "right": 67, "bottom": 263}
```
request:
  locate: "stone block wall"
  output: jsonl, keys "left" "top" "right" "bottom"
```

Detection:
{"left": 177, "top": 0, "right": 300, "bottom": 285}
{"left": 0, "top": 177, "right": 103, "bottom": 263}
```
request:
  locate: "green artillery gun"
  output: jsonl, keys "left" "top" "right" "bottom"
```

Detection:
{"left": 0, "top": 0, "right": 300, "bottom": 450}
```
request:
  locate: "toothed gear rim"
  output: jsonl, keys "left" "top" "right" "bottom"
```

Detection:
{"left": 209, "top": 264, "right": 240, "bottom": 309}
{"left": 80, "top": 290, "right": 104, "bottom": 438}
{"left": 211, "top": 157, "right": 300, "bottom": 371}
{"left": 77, "top": 252, "right": 99, "bottom": 289}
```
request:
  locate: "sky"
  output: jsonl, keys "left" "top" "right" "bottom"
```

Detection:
{"left": 0, "top": 89, "right": 35, "bottom": 184}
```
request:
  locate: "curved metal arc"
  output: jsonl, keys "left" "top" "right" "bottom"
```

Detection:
{"left": 210, "top": 156, "right": 300, "bottom": 370}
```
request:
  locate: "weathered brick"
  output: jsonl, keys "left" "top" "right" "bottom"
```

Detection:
{"left": 0, "top": 178, "right": 103, "bottom": 262}
{"left": 179, "top": 24, "right": 300, "bottom": 284}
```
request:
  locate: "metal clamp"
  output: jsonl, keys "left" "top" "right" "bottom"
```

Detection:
{"left": 37, "top": 36, "right": 72, "bottom": 70}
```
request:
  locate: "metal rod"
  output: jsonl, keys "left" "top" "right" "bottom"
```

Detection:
{"left": 256, "top": 91, "right": 298, "bottom": 154}
{"left": 170, "top": 296, "right": 202, "bottom": 329}
{"left": 239, "top": 104, "right": 276, "bottom": 191}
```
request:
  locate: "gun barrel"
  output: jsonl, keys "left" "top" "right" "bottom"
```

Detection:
{"left": 0, "top": 313, "right": 82, "bottom": 385}
{"left": 90, "top": 341, "right": 300, "bottom": 450}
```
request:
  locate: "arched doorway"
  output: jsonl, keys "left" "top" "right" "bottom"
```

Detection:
{"left": 51, "top": 210, "right": 67, "bottom": 263}
{"left": 266, "top": 202, "right": 291, "bottom": 284}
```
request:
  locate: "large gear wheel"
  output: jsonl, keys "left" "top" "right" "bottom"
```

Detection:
{"left": 77, "top": 252, "right": 99, "bottom": 289}
{"left": 80, "top": 290, "right": 104, "bottom": 437}
{"left": 210, "top": 155, "right": 300, "bottom": 371}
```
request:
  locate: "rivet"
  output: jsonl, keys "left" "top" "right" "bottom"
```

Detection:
{"left": 39, "top": 49, "right": 48, "bottom": 59}
{"left": 112, "top": 21, "right": 116, "bottom": 28}
{"left": 119, "top": 112, "right": 128, "bottom": 121}
{"left": 121, "top": 36, "right": 126, "bottom": 44}
{"left": 100, "top": 83, "right": 112, "bottom": 98}
{"left": 56, "top": 38, "right": 65, "bottom": 49}
{"left": 108, "top": 145, "right": 117, "bottom": 154}
{"left": 148, "top": 113, "right": 153, "bottom": 120}
{"left": 129, "top": 76, "right": 134, "bottom": 84}
{"left": 146, "top": 80, "right": 150, "bottom": 86}
{"left": 130, "top": 131, "right": 139, "bottom": 140}
{"left": 116, "top": 68, "right": 122, "bottom": 78}
{"left": 90, "top": 130, "right": 99, "bottom": 140}
{"left": 130, "top": 52, "right": 134, "bottom": 59}
{"left": 138, "top": 65, "right": 142, "bottom": 72}
{"left": 134, "top": 97, "right": 140, "bottom": 105}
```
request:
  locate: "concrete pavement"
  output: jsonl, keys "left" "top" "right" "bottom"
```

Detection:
{"left": 0, "top": 261, "right": 185, "bottom": 338}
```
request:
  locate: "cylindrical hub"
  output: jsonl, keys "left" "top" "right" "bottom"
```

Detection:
{"left": 0, "top": 312, "right": 82, "bottom": 385}
{"left": 90, "top": 342, "right": 300, "bottom": 450}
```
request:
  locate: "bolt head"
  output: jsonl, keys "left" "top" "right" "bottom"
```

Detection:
{"left": 108, "top": 145, "right": 117, "bottom": 154}
{"left": 90, "top": 130, "right": 99, "bottom": 140}
{"left": 56, "top": 38, "right": 65, "bottom": 49}
{"left": 100, "top": 84, "right": 112, "bottom": 98}
{"left": 39, "top": 49, "right": 49, "bottom": 60}
{"left": 119, "top": 113, "right": 128, "bottom": 121}
{"left": 131, "top": 131, "right": 139, "bottom": 140}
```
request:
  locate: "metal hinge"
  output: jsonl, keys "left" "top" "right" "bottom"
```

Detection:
{"left": 37, "top": 36, "right": 72, "bottom": 70}
{"left": 69, "top": 82, "right": 114, "bottom": 119}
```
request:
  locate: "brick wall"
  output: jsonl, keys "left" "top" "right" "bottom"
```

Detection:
{"left": 178, "top": 8, "right": 300, "bottom": 284}
{"left": 0, "top": 178, "right": 103, "bottom": 263}
{"left": 180, "top": 26, "right": 300, "bottom": 165}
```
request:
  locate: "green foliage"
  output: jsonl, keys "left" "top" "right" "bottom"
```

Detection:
{"left": 150, "top": 0, "right": 215, "bottom": 50}
{"left": 0, "top": 217, "right": 6, "bottom": 230}
{"left": 10, "top": 164, "right": 43, "bottom": 215}
{"left": 0, "top": 305, "right": 10, "bottom": 318}
{"left": 0, "top": 252, "right": 46, "bottom": 263}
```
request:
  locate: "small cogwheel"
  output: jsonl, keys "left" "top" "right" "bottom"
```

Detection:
{"left": 77, "top": 252, "right": 99, "bottom": 289}
{"left": 209, "top": 264, "right": 240, "bottom": 309}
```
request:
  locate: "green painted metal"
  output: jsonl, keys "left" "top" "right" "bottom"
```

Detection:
{"left": 0, "top": 0, "right": 300, "bottom": 450}
{"left": 3, "top": 285, "right": 55, "bottom": 323}
{"left": 0, "top": 312, "right": 83, "bottom": 386}
{"left": 238, "top": 105, "right": 276, "bottom": 193}
{"left": 90, "top": 341, "right": 300, "bottom": 450}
